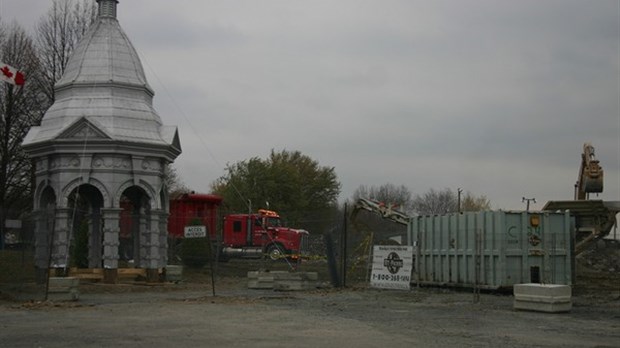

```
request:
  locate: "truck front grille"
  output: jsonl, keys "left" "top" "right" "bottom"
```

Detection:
{"left": 300, "top": 232, "right": 310, "bottom": 255}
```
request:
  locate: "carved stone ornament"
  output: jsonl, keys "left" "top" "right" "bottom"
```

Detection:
{"left": 36, "top": 159, "right": 48, "bottom": 172}
{"left": 50, "top": 156, "right": 81, "bottom": 169}
{"left": 71, "top": 125, "right": 102, "bottom": 139}
{"left": 141, "top": 158, "right": 162, "bottom": 172}
{"left": 92, "top": 155, "right": 131, "bottom": 169}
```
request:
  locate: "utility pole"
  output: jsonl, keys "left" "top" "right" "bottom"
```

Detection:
{"left": 522, "top": 197, "right": 536, "bottom": 211}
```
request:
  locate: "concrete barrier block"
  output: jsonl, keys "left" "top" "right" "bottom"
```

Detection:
{"left": 514, "top": 283, "right": 572, "bottom": 313}
{"left": 165, "top": 265, "right": 183, "bottom": 282}
{"left": 273, "top": 280, "right": 317, "bottom": 291}
{"left": 48, "top": 277, "right": 80, "bottom": 288}
{"left": 247, "top": 271, "right": 318, "bottom": 290}
{"left": 47, "top": 277, "right": 80, "bottom": 301}
{"left": 47, "top": 289, "right": 79, "bottom": 301}
{"left": 248, "top": 280, "right": 274, "bottom": 289}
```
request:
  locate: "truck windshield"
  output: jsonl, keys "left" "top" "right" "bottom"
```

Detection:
{"left": 265, "top": 217, "right": 282, "bottom": 227}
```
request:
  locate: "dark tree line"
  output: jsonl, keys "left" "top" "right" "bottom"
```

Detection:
{"left": 0, "top": 24, "right": 45, "bottom": 228}
{"left": 0, "top": 0, "right": 97, "bottom": 247}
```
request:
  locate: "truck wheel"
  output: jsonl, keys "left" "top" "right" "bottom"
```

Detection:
{"left": 266, "top": 244, "right": 284, "bottom": 261}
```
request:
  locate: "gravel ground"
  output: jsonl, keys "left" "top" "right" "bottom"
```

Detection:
{"left": 0, "top": 270, "right": 620, "bottom": 347}
{"left": 1, "top": 242, "right": 619, "bottom": 348}
{"left": 0, "top": 283, "right": 618, "bottom": 348}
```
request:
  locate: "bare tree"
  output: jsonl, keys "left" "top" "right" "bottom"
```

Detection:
{"left": 164, "top": 164, "right": 190, "bottom": 197}
{"left": 0, "top": 23, "right": 45, "bottom": 247}
{"left": 35, "top": 0, "right": 97, "bottom": 103}
{"left": 412, "top": 188, "right": 457, "bottom": 215}
{"left": 411, "top": 188, "right": 492, "bottom": 215}
{"left": 461, "top": 191, "right": 491, "bottom": 211}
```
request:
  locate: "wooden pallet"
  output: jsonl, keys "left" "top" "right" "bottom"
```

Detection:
{"left": 67, "top": 267, "right": 162, "bottom": 281}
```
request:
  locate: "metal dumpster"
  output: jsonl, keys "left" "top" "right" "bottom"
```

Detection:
{"left": 408, "top": 211, "right": 574, "bottom": 290}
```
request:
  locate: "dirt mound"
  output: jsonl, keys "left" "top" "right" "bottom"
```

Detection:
{"left": 578, "top": 239, "right": 620, "bottom": 272}
{"left": 574, "top": 239, "right": 620, "bottom": 300}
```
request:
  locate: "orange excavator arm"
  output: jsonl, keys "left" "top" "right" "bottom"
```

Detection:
{"left": 575, "top": 142, "right": 603, "bottom": 200}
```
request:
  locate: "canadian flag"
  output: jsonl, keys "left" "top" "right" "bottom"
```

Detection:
{"left": 0, "top": 62, "right": 25, "bottom": 86}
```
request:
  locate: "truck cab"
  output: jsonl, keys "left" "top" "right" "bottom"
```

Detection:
{"left": 222, "top": 209, "right": 309, "bottom": 260}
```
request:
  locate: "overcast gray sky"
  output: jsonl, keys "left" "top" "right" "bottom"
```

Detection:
{"left": 3, "top": 0, "right": 619, "bottom": 210}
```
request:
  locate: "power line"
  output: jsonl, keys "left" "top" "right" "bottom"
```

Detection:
{"left": 138, "top": 52, "right": 251, "bottom": 212}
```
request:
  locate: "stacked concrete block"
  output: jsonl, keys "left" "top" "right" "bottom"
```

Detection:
{"left": 247, "top": 271, "right": 276, "bottom": 289}
{"left": 247, "top": 271, "right": 318, "bottom": 291}
{"left": 165, "top": 265, "right": 183, "bottom": 282}
{"left": 513, "top": 283, "right": 572, "bottom": 313}
{"left": 273, "top": 271, "right": 318, "bottom": 291}
{"left": 47, "top": 277, "right": 80, "bottom": 301}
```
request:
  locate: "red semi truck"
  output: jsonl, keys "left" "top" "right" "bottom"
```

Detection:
{"left": 166, "top": 193, "right": 309, "bottom": 260}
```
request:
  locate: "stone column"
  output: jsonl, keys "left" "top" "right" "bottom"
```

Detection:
{"left": 137, "top": 211, "right": 148, "bottom": 268}
{"left": 51, "top": 208, "right": 72, "bottom": 270}
{"left": 144, "top": 211, "right": 163, "bottom": 282}
{"left": 33, "top": 209, "right": 52, "bottom": 283}
{"left": 157, "top": 210, "right": 169, "bottom": 267}
{"left": 88, "top": 207, "right": 103, "bottom": 268}
{"left": 130, "top": 211, "right": 140, "bottom": 266}
{"left": 101, "top": 208, "right": 122, "bottom": 283}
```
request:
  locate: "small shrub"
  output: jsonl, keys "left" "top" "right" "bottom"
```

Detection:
{"left": 71, "top": 220, "right": 89, "bottom": 268}
{"left": 179, "top": 237, "right": 212, "bottom": 268}
{"left": 179, "top": 219, "right": 212, "bottom": 268}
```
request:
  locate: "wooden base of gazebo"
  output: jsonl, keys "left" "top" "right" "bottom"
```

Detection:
{"left": 65, "top": 267, "right": 163, "bottom": 283}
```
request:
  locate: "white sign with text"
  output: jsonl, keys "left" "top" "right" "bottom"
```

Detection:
{"left": 370, "top": 245, "right": 414, "bottom": 290}
{"left": 184, "top": 225, "right": 207, "bottom": 238}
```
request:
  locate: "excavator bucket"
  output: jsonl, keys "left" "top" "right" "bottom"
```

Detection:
{"left": 583, "top": 176, "right": 603, "bottom": 193}
{"left": 583, "top": 161, "right": 603, "bottom": 193}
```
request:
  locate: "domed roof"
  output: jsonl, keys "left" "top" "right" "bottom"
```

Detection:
{"left": 24, "top": 0, "right": 181, "bottom": 159}
{"left": 55, "top": 14, "right": 152, "bottom": 92}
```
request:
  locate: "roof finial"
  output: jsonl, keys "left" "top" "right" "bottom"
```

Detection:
{"left": 97, "top": 0, "right": 119, "bottom": 19}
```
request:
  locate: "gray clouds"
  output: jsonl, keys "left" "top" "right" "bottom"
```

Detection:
{"left": 3, "top": 0, "right": 619, "bottom": 210}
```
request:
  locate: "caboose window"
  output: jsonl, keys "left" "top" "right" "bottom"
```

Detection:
{"left": 233, "top": 221, "right": 242, "bottom": 233}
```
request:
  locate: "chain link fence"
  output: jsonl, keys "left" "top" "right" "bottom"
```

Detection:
{"left": 0, "top": 210, "right": 47, "bottom": 302}
{"left": 0, "top": 206, "right": 405, "bottom": 301}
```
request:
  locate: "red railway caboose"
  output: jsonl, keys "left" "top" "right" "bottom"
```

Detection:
{"left": 121, "top": 192, "right": 307, "bottom": 261}
{"left": 118, "top": 193, "right": 222, "bottom": 260}
{"left": 168, "top": 193, "right": 308, "bottom": 261}
{"left": 168, "top": 193, "right": 223, "bottom": 240}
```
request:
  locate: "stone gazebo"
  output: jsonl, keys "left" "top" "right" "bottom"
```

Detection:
{"left": 23, "top": 0, "right": 181, "bottom": 283}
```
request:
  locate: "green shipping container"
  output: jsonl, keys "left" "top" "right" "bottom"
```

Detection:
{"left": 408, "top": 211, "right": 574, "bottom": 290}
